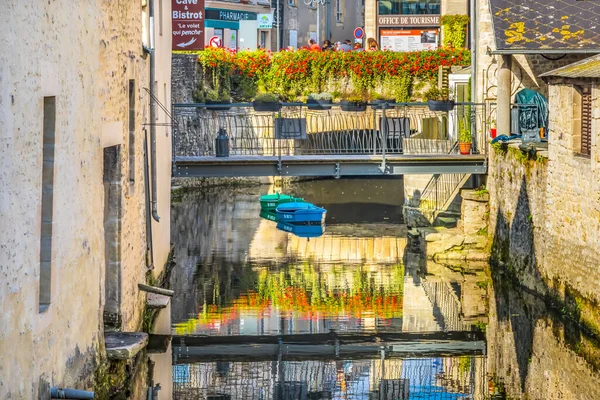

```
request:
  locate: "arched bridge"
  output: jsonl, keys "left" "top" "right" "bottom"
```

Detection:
{"left": 172, "top": 103, "right": 489, "bottom": 177}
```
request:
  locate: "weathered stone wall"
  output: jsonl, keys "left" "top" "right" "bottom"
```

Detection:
{"left": 543, "top": 83, "right": 600, "bottom": 303}
{"left": 488, "top": 125, "right": 600, "bottom": 303}
{"left": 0, "top": 2, "right": 104, "bottom": 397}
{"left": 0, "top": 0, "right": 171, "bottom": 397}
{"left": 172, "top": 54, "right": 200, "bottom": 104}
{"left": 487, "top": 146, "right": 549, "bottom": 295}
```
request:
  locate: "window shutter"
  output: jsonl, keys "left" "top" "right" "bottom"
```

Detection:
{"left": 581, "top": 87, "right": 592, "bottom": 156}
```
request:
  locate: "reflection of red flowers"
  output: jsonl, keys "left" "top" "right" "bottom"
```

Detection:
{"left": 195, "top": 286, "right": 403, "bottom": 327}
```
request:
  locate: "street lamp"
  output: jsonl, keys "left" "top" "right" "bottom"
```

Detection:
{"left": 303, "top": 0, "right": 329, "bottom": 44}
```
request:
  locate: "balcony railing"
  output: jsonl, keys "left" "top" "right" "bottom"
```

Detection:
{"left": 172, "top": 102, "right": 489, "bottom": 159}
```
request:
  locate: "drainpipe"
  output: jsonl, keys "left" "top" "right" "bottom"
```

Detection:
{"left": 469, "top": 0, "right": 476, "bottom": 105}
{"left": 326, "top": 0, "right": 331, "bottom": 40}
{"left": 50, "top": 388, "right": 94, "bottom": 399}
{"left": 149, "top": 0, "right": 160, "bottom": 222}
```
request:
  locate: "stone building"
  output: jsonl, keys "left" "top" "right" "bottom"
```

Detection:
{"left": 203, "top": 0, "right": 274, "bottom": 50}
{"left": 365, "top": 0, "right": 466, "bottom": 51}
{"left": 482, "top": 1, "right": 600, "bottom": 332}
{"left": 281, "top": 0, "right": 364, "bottom": 49}
{"left": 0, "top": 0, "right": 172, "bottom": 397}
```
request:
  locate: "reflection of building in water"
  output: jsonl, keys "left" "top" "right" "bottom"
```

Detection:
{"left": 173, "top": 357, "right": 485, "bottom": 399}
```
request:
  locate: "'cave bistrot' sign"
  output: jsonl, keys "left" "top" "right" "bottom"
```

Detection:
{"left": 172, "top": 0, "right": 205, "bottom": 51}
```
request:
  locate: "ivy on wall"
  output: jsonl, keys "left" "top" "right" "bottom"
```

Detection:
{"left": 440, "top": 14, "right": 470, "bottom": 49}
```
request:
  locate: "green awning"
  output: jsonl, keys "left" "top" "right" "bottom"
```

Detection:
{"left": 205, "top": 20, "right": 239, "bottom": 30}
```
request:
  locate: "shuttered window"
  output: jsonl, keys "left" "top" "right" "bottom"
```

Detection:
{"left": 581, "top": 86, "right": 592, "bottom": 157}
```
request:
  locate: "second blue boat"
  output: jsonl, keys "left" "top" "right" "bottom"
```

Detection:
{"left": 275, "top": 201, "right": 326, "bottom": 224}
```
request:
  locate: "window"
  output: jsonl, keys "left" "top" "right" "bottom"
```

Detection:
{"left": 39, "top": 96, "right": 56, "bottom": 312}
{"left": 288, "top": 0, "right": 296, "bottom": 7}
{"left": 378, "top": 0, "right": 440, "bottom": 16}
{"left": 128, "top": 80, "right": 135, "bottom": 186}
{"left": 581, "top": 86, "right": 592, "bottom": 156}
{"left": 572, "top": 85, "right": 593, "bottom": 157}
{"left": 336, "top": 0, "right": 342, "bottom": 22}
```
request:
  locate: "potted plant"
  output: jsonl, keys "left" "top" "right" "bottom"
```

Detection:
{"left": 424, "top": 86, "right": 454, "bottom": 112}
{"left": 307, "top": 93, "right": 333, "bottom": 110}
{"left": 459, "top": 126, "right": 472, "bottom": 154}
{"left": 252, "top": 93, "right": 282, "bottom": 112}
{"left": 206, "top": 89, "right": 232, "bottom": 111}
{"left": 489, "top": 118, "right": 497, "bottom": 139}
{"left": 340, "top": 92, "right": 367, "bottom": 112}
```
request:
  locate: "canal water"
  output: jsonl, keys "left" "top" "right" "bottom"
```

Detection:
{"left": 166, "top": 178, "right": 600, "bottom": 400}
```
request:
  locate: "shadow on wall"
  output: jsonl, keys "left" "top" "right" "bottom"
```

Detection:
{"left": 488, "top": 176, "right": 600, "bottom": 396}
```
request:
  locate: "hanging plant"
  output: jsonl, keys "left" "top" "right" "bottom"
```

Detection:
{"left": 440, "top": 14, "right": 470, "bottom": 49}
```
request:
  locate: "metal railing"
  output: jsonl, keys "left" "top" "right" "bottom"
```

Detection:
{"left": 172, "top": 102, "right": 488, "bottom": 159}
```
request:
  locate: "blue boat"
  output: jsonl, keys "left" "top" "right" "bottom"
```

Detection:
{"left": 277, "top": 221, "right": 325, "bottom": 238}
{"left": 275, "top": 201, "right": 326, "bottom": 224}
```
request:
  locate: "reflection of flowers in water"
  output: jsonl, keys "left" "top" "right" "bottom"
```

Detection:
{"left": 174, "top": 263, "right": 405, "bottom": 335}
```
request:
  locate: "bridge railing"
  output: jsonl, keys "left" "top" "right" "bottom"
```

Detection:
{"left": 172, "top": 102, "right": 488, "bottom": 158}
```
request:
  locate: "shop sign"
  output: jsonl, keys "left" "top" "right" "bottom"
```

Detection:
{"left": 205, "top": 8, "right": 257, "bottom": 21}
{"left": 258, "top": 13, "right": 274, "bottom": 29}
{"left": 378, "top": 15, "right": 439, "bottom": 27}
{"left": 172, "top": 0, "right": 205, "bottom": 50}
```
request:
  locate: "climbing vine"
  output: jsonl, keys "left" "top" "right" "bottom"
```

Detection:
{"left": 440, "top": 14, "right": 470, "bottom": 49}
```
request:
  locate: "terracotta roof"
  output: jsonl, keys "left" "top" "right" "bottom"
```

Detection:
{"left": 489, "top": 0, "right": 600, "bottom": 53}
{"left": 540, "top": 54, "right": 600, "bottom": 78}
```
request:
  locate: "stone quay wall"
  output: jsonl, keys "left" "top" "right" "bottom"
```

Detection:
{"left": 488, "top": 131, "right": 600, "bottom": 334}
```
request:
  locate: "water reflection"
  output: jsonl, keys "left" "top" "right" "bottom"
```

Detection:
{"left": 169, "top": 178, "right": 600, "bottom": 400}
{"left": 173, "top": 357, "right": 486, "bottom": 400}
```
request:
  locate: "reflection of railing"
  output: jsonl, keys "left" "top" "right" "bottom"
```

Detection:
{"left": 172, "top": 355, "right": 486, "bottom": 400}
{"left": 416, "top": 173, "right": 469, "bottom": 222}
{"left": 172, "top": 103, "right": 487, "bottom": 158}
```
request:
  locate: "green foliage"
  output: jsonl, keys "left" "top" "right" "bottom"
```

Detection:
{"left": 474, "top": 185, "right": 489, "bottom": 196}
{"left": 206, "top": 89, "right": 230, "bottom": 102}
{"left": 440, "top": 14, "right": 470, "bottom": 49}
{"left": 424, "top": 86, "right": 451, "bottom": 101}
{"left": 195, "top": 48, "right": 471, "bottom": 102}
{"left": 473, "top": 321, "right": 487, "bottom": 333}
{"left": 308, "top": 92, "right": 333, "bottom": 101}
{"left": 254, "top": 92, "right": 279, "bottom": 102}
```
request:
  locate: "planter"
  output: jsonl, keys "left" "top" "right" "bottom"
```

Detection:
{"left": 371, "top": 99, "right": 396, "bottom": 109}
{"left": 307, "top": 99, "right": 333, "bottom": 110}
{"left": 252, "top": 100, "right": 282, "bottom": 112}
{"left": 459, "top": 142, "right": 472, "bottom": 155}
{"left": 206, "top": 99, "right": 232, "bottom": 111}
{"left": 490, "top": 128, "right": 497, "bottom": 139}
{"left": 340, "top": 100, "right": 367, "bottom": 112}
{"left": 427, "top": 100, "right": 455, "bottom": 112}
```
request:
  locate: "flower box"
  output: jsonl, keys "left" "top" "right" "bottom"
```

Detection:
{"left": 206, "top": 99, "right": 232, "bottom": 111}
{"left": 307, "top": 99, "right": 333, "bottom": 110}
{"left": 427, "top": 100, "right": 455, "bottom": 112}
{"left": 252, "top": 100, "right": 282, "bottom": 112}
{"left": 340, "top": 100, "right": 367, "bottom": 112}
{"left": 371, "top": 99, "right": 396, "bottom": 109}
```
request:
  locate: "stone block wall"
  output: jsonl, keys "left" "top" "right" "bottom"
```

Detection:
{"left": 0, "top": 0, "right": 172, "bottom": 397}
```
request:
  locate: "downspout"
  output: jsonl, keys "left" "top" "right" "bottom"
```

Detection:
{"left": 469, "top": 0, "right": 477, "bottom": 154}
{"left": 469, "top": 0, "right": 476, "bottom": 104}
{"left": 326, "top": 0, "right": 331, "bottom": 41}
{"left": 149, "top": 0, "right": 160, "bottom": 222}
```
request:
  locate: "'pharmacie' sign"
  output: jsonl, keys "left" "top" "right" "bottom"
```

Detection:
{"left": 205, "top": 8, "right": 257, "bottom": 21}
{"left": 378, "top": 15, "right": 440, "bottom": 27}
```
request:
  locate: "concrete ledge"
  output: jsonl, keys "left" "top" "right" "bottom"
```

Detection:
{"left": 105, "top": 332, "right": 148, "bottom": 360}
{"left": 147, "top": 293, "right": 170, "bottom": 309}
